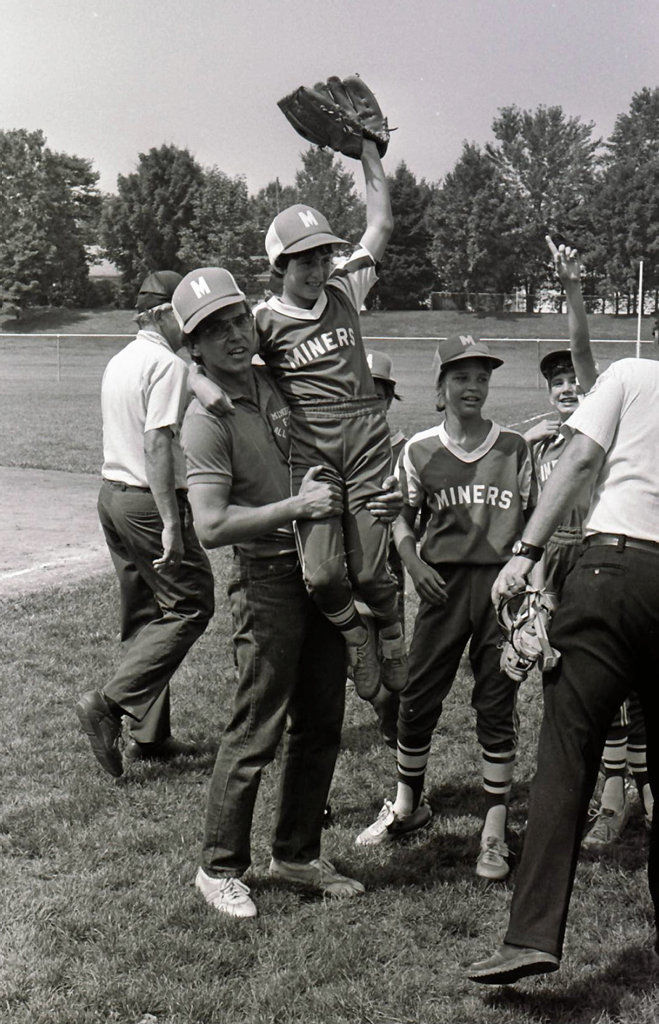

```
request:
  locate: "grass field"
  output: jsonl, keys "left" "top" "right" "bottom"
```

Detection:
{"left": 2, "top": 308, "right": 658, "bottom": 1023}
{"left": 0, "top": 306, "right": 654, "bottom": 474}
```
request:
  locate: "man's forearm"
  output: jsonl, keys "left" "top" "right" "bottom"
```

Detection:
{"left": 144, "top": 429, "right": 182, "bottom": 529}
{"left": 565, "top": 281, "right": 597, "bottom": 391}
{"left": 192, "top": 496, "right": 303, "bottom": 549}
{"left": 521, "top": 436, "right": 603, "bottom": 548}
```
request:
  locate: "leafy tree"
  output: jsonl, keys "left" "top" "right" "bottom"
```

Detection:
{"left": 428, "top": 143, "right": 519, "bottom": 306}
{"left": 376, "top": 162, "right": 436, "bottom": 309}
{"left": 249, "top": 178, "right": 299, "bottom": 239}
{"left": 101, "top": 144, "right": 204, "bottom": 301}
{"left": 0, "top": 129, "right": 100, "bottom": 312}
{"left": 292, "top": 148, "right": 364, "bottom": 241}
{"left": 485, "top": 105, "right": 599, "bottom": 310}
{"left": 592, "top": 88, "right": 659, "bottom": 311}
{"left": 178, "top": 169, "right": 261, "bottom": 292}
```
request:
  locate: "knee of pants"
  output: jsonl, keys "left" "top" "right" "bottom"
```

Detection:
{"left": 303, "top": 556, "right": 349, "bottom": 600}
{"left": 475, "top": 713, "right": 518, "bottom": 753}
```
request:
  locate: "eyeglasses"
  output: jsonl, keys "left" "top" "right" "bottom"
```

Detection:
{"left": 196, "top": 311, "right": 253, "bottom": 342}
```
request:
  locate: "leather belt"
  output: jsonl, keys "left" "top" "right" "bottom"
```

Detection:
{"left": 584, "top": 532, "right": 659, "bottom": 556}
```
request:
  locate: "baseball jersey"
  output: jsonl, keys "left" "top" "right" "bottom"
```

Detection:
{"left": 101, "top": 329, "right": 188, "bottom": 489}
{"left": 566, "top": 358, "right": 659, "bottom": 543}
{"left": 532, "top": 430, "right": 590, "bottom": 535}
{"left": 399, "top": 422, "right": 535, "bottom": 565}
{"left": 181, "top": 366, "right": 296, "bottom": 559}
{"left": 254, "top": 247, "right": 378, "bottom": 406}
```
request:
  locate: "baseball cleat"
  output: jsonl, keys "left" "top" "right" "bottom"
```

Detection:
{"left": 346, "top": 627, "right": 380, "bottom": 701}
{"left": 379, "top": 631, "right": 408, "bottom": 693}
{"left": 269, "top": 856, "right": 364, "bottom": 897}
{"left": 355, "top": 798, "right": 432, "bottom": 846}
{"left": 466, "top": 943, "right": 560, "bottom": 984}
{"left": 582, "top": 802, "right": 630, "bottom": 850}
{"left": 476, "top": 835, "right": 510, "bottom": 881}
{"left": 75, "top": 689, "right": 123, "bottom": 777}
{"left": 195, "top": 868, "right": 257, "bottom": 919}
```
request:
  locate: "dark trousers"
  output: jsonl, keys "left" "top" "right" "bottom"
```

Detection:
{"left": 506, "top": 543, "right": 659, "bottom": 957}
{"left": 97, "top": 481, "right": 214, "bottom": 743}
{"left": 290, "top": 402, "right": 399, "bottom": 626}
{"left": 202, "top": 553, "right": 346, "bottom": 877}
{"left": 399, "top": 564, "right": 518, "bottom": 753}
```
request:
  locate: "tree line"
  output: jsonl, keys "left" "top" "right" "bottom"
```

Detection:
{"left": 0, "top": 88, "right": 656, "bottom": 315}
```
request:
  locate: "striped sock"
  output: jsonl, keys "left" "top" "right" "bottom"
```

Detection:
{"left": 323, "top": 598, "right": 363, "bottom": 635}
{"left": 482, "top": 747, "right": 515, "bottom": 813}
{"left": 628, "top": 742, "right": 649, "bottom": 802}
{"left": 396, "top": 738, "right": 431, "bottom": 808}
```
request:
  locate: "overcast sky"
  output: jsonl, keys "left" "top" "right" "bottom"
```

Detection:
{"left": 3, "top": 0, "right": 656, "bottom": 196}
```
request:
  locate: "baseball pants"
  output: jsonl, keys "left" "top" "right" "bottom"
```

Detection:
{"left": 289, "top": 400, "right": 399, "bottom": 628}
{"left": 399, "top": 563, "right": 519, "bottom": 754}
{"left": 97, "top": 481, "right": 214, "bottom": 743}
{"left": 505, "top": 542, "right": 659, "bottom": 957}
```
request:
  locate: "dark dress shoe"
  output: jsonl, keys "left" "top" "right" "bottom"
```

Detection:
{"left": 466, "top": 943, "right": 560, "bottom": 984}
{"left": 75, "top": 690, "right": 123, "bottom": 777}
{"left": 124, "top": 736, "right": 197, "bottom": 762}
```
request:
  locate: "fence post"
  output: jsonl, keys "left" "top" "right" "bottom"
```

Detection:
{"left": 56, "top": 335, "right": 61, "bottom": 383}
{"left": 536, "top": 339, "right": 540, "bottom": 389}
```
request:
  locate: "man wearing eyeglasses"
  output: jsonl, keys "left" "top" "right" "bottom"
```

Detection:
{"left": 174, "top": 268, "right": 401, "bottom": 920}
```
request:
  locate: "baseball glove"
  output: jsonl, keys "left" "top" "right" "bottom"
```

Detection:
{"left": 277, "top": 74, "right": 390, "bottom": 160}
{"left": 498, "top": 589, "right": 561, "bottom": 683}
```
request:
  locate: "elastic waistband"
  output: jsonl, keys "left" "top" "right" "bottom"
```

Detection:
{"left": 584, "top": 533, "right": 659, "bottom": 556}
{"left": 549, "top": 528, "right": 584, "bottom": 548}
{"left": 103, "top": 479, "right": 188, "bottom": 496}
{"left": 289, "top": 396, "right": 385, "bottom": 420}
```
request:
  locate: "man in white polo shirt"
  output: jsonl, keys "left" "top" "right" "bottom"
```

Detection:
{"left": 75, "top": 271, "right": 215, "bottom": 778}
{"left": 466, "top": 353, "right": 659, "bottom": 984}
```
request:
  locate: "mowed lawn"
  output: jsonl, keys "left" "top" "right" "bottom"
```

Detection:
{"left": 2, "top": 308, "right": 658, "bottom": 1024}
{"left": 0, "top": 306, "right": 653, "bottom": 473}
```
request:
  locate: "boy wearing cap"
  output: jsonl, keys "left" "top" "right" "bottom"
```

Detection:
{"left": 250, "top": 141, "right": 404, "bottom": 700}
{"left": 173, "top": 267, "right": 401, "bottom": 919}
{"left": 356, "top": 335, "right": 535, "bottom": 881}
{"left": 75, "top": 272, "right": 215, "bottom": 777}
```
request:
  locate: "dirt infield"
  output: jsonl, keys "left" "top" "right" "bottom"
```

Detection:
{"left": 0, "top": 466, "right": 111, "bottom": 598}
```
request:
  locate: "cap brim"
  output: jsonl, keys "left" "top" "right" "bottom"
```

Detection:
{"left": 282, "top": 232, "right": 348, "bottom": 256}
{"left": 183, "top": 293, "right": 247, "bottom": 333}
{"left": 443, "top": 351, "right": 504, "bottom": 370}
{"left": 136, "top": 294, "right": 170, "bottom": 312}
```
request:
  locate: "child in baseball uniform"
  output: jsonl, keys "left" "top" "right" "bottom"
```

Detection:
{"left": 252, "top": 140, "right": 403, "bottom": 697}
{"left": 525, "top": 241, "right": 652, "bottom": 845}
{"left": 356, "top": 335, "right": 536, "bottom": 881}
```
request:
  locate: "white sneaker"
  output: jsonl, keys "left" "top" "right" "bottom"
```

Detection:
{"left": 476, "top": 835, "right": 510, "bottom": 881}
{"left": 195, "top": 867, "right": 257, "bottom": 919}
{"left": 355, "top": 798, "right": 432, "bottom": 847}
{"left": 582, "top": 802, "right": 630, "bottom": 850}
{"left": 269, "top": 856, "right": 364, "bottom": 897}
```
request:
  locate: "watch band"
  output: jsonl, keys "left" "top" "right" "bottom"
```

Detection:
{"left": 512, "top": 540, "right": 544, "bottom": 562}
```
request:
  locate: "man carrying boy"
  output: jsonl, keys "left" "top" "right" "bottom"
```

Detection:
{"left": 174, "top": 267, "right": 401, "bottom": 919}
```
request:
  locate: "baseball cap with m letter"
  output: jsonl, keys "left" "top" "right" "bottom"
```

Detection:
{"left": 265, "top": 204, "right": 347, "bottom": 267}
{"left": 172, "top": 268, "right": 247, "bottom": 334}
{"left": 432, "top": 334, "right": 503, "bottom": 385}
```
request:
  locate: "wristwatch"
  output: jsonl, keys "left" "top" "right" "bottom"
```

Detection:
{"left": 511, "top": 539, "right": 544, "bottom": 562}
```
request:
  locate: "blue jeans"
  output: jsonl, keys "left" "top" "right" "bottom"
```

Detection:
{"left": 202, "top": 552, "right": 346, "bottom": 876}
{"left": 98, "top": 481, "right": 215, "bottom": 743}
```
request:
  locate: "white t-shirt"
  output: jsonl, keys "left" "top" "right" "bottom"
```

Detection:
{"left": 101, "top": 329, "right": 189, "bottom": 489}
{"left": 566, "top": 358, "right": 659, "bottom": 543}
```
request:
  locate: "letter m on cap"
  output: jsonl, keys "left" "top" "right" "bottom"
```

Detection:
{"left": 191, "top": 276, "right": 211, "bottom": 299}
{"left": 459, "top": 335, "right": 476, "bottom": 348}
{"left": 298, "top": 209, "right": 319, "bottom": 229}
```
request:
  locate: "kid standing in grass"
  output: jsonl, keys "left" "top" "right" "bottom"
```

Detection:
{"left": 356, "top": 335, "right": 536, "bottom": 882}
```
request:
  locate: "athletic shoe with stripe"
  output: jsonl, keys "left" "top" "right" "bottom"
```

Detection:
{"left": 269, "top": 856, "right": 364, "bottom": 897}
{"left": 582, "top": 802, "right": 630, "bottom": 850}
{"left": 355, "top": 798, "right": 432, "bottom": 846}
{"left": 476, "top": 835, "right": 510, "bottom": 881}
